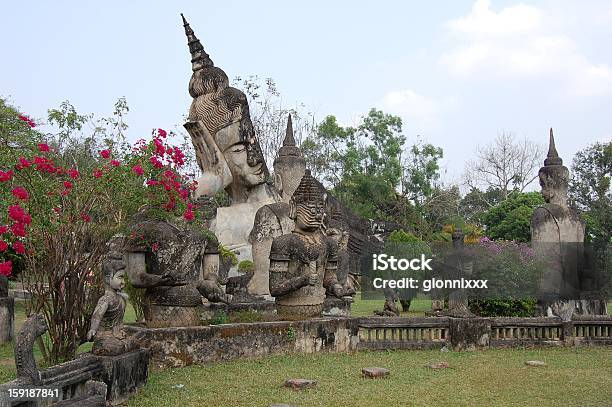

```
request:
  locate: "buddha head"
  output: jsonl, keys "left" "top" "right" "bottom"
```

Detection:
{"left": 102, "top": 251, "right": 126, "bottom": 291}
{"left": 182, "top": 15, "right": 269, "bottom": 201}
{"left": 290, "top": 170, "right": 327, "bottom": 232}
{"left": 538, "top": 129, "right": 569, "bottom": 206}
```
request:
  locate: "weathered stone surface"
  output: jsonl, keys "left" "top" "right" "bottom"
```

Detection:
{"left": 525, "top": 360, "right": 547, "bottom": 367}
{"left": 427, "top": 362, "right": 450, "bottom": 369}
{"left": 361, "top": 367, "right": 390, "bottom": 378}
{"left": 0, "top": 297, "right": 14, "bottom": 344}
{"left": 98, "top": 348, "right": 150, "bottom": 405}
{"left": 124, "top": 318, "right": 359, "bottom": 367}
{"left": 449, "top": 317, "right": 491, "bottom": 351}
{"left": 284, "top": 379, "right": 317, "bottom": 389}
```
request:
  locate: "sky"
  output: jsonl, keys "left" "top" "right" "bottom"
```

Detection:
{"left": 1, "top": 0, "right": 611, "bottom": 186}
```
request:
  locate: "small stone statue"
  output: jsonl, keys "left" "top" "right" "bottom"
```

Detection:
{"left": 269, "top": 170, "right": 343, "bottom": 317}
{"left": 88, "top": 251, "right": 136, "bottom": 356}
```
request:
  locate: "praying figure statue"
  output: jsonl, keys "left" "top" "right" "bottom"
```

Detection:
{"left": 88, "top": 251, "right": 137, "bottom": 356}
{"left": 269, "top": 170, "right": 344, "bottom": 317}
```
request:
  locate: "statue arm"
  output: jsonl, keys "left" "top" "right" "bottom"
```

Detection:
{"left": 87, "top": 299, "right": 108, "bottom": 340}
{"left": 269, "top": 259, "right": 309, "bottom": 297}
{"left": 324, "top": 257, "right": 344, "bottom": 298}
{"left": 126, "top": 252, "right": 170, "bottom": 288}
{"left": 197, "top": 252, "right": 230, "bottom": 304}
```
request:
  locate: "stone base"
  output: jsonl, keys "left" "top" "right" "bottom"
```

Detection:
{"left": 97, "top": 349, "right": 150, "bottom": 405}
{"left": 0, "top": 297, "right": 14, "bottom": 344}
{"left": 144, "top": 305, "right": 200, "bottom": 328}
{"left": 322, "top": 297, "right": 352, "bottom": 317}
{"left": 449, "top": 317, "right": 491, "bottom": 351}
{"left": 200, "top": 300, "right": 276, "bottom": 320}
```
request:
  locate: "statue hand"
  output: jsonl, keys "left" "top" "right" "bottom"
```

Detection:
{"left": 87, "top": 329, "right": 96, "bottom": 341}
{"left": 307, "top": 274, "right": 318, "bottom": 286}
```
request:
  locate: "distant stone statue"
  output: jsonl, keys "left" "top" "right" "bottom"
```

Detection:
{"left": 88, "top": 251, "right": 137, "bottom": 356}
{"left": 446, "top": 228, "right": 475, "bottom": 317}
{"left": 249, "top": 115, "right": 306, "bottom": 295}
{"left": 125, "top": 218, "right": 229, "bottom": 327}
{"left": 181, "top": 14, "right": 278, "bottom": 265}
{"left": 269, "top": 170, "right": 344, "bottom": 317}
{"left": 531, "top": 129, "right": 607, "bottom": 318}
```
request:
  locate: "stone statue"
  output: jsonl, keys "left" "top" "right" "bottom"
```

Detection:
{"left": 531, "top": 129, "right": 607, "bottom": 318}
{"left": 446, "top": 228, "right": 475, "bottom": 317}
{"left": 87, "top": 251, "right": 138, "bottom": 356}
{"left": 249, "top": 115, "right": 306, "bottom": 295}
{"left": 125, "top": 218, "right": 229, "bottom": 327}
{"left": 269, "top": 170, "right": 344, "bottom": 317}
{"left": 15, "top": 313, "right": 47, "bottom": 385}
{"left": 181, "top": 14, "right": 278, "bottom": 266}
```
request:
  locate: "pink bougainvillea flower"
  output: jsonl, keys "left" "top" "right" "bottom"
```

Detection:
{"left": 11, "top": 186, "right": 29, "bottom": 201}
{"left": 19, "top": 115, "right": 35, "bottom": 128}
{"left": 61, "top": 189, "right": 70, "bottom": 196}
{"left": 0, "top": 170, "right": 13, "bottom": 182}
{"left": 183, "top": 208, "right": 195, "bottom": 221}
{"left": 8, "top": 205, "right": 26, "bottom": 222}
{"left": 146, "top": 180, "right": 159, "bottom": 186}
{"left": 22, "top": 213, "right": 31, "bottom": 225}
{"left": 63, "top": 181, "right": 73, "bottom": 189}
{"left": 0, "top": 241, "right": 8, "bottom": 252}
{"left": 80, "top": 212, "right": 92, "bottom": 223}
{"left": 0, "top": 261, "right": 12, "bottom": 277}
{"left": 100, "top": 149, "right": 111, "bottom": 159}
{"left": 151, "top": 242, "right": 160, "bottom": 252}
{"left": 12, "top": 241, "right": 25, "bottom": 255}
{"left": 33, "top": 156, "right": 56, "bottom": 173}
{"left": 0, "top": 226, "right": 8, "bottom": 235}
{"left": 93, "top": 169, "right": 103, "bottom": 178}
{"left": 68, "top": 168, "right": 80, "bottom": 179}
{"left": 53, "top": 207, "right": 61, "bottom": 214}
{"left": 132, "top": 165, "right": 144, "bottom": 176}
{"left": 158, "top": 128, "right": 167, "bottom": 138}
{"left": 10, "top": 223, "right": 26, "bottom": 237}
{"left": 38, "top": 143, "right": 50, "bottom": 152}
{"left": 149, "top": 156, "right": 164, "bottom": 169}
{"left": 18, "top": 157, "right": 31, "bottom": 168}
{"left": 154, "top": 138, "right": 166, "bottom": 156}
{"left": 110, "top": 159, "right": 120, "bottom": 167}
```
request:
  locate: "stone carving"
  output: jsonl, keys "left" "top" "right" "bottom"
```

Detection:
{"left": 87, "top": 251, "right": 138, "bottom": 356}
{"left": 446, "top": 228, "right": 475, "bottom": 318}
{"left": 269, "top": 170, "right": 344, "bottom": 317}
{"left": 531, "top": 129, "right": 607, "bottom": 318}
{"left": 249, "top": 115, "right": 306, "bottom": 295}
{"left": 125, "top": 218, "right": 229, "bottom": 327}
{"left": 15, "top": 313, "right": 47, "bottom": 385}
{"left": 181, "top": 14, "right": 278, "bottom": 265}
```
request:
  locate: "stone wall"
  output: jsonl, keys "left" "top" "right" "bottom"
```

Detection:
{"left": 125, "top": 318, "right": 360, "bottom": 367}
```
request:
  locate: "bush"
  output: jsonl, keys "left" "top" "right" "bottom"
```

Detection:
{"left": 469, "top": 298, "right": 536, "bottom": 317}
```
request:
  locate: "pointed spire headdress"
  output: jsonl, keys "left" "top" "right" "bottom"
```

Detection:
{"left": 181, "top": 13, "right": 214, "bottom": 71}
{"left": 544, "top": 128, "right": 563, "bottom": 166}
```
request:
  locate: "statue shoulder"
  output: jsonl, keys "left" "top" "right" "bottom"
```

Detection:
{"left": 270, "top": 233, "right": 304, "bottom": 259}
{"left": 250, "top": 203, "right": 291, "bottom": 243}
{"left": 532, "top": 204, "right": 557, "bottom": 224}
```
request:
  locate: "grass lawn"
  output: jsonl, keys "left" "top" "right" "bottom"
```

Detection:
{"left": 129, "top": 347, "right": 612, "bottom": 407}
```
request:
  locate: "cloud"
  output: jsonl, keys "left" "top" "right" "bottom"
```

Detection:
{"left": 379, "top": 88, "right": 442, "bottom": 132}
{"left": 441, "top": 0, "right": 612, "bottom": 96}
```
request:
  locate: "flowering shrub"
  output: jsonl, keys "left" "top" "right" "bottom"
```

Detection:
{"left": 0, "top": 101, "right": 201, "bottom": 363}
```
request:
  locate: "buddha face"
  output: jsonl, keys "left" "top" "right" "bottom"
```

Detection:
{"left": 110, "top": 270, "right": 126, "bottom": 291}
{"left": 217, "top": 122, "right": 266, "bottom": 189}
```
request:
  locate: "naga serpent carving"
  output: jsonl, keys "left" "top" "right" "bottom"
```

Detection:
{"left": 15, "top": 313, "right": 48, "bottom": 385}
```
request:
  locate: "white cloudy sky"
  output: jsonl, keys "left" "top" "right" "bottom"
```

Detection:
{"left": 1, "top": 0, "right": 610, "bottom": 184}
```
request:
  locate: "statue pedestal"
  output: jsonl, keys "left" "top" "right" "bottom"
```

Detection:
{"left": 199, "top": 300, "right": 276, "bottom": 321}
{"left": 144, "top": 305, "right": 200, "bottom": 328}
{"left": 0, "top": 297, "right": 14, "bottom": 344}
{"left": 98, "top": 348, "right": 150, "bottom": 405}
{"left": 322, "top": 297, "right": 352, "bottom": 317}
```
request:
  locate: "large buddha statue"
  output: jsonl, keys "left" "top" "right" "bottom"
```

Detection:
{"left": 181, "top": 14, "right": 278, "bottom": 263}
{"left": 269, "top": 170, "right": 346, "bottom": 317}
{"left": 531, "top": 129, "right": 606, "bottom": 318}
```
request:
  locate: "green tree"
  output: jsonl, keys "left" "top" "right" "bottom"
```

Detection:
{"left": 569, "top": 142, "right": 611, "bottom": 246}
{"left": 482, "top": 192, "right": 544, "bottom": 242}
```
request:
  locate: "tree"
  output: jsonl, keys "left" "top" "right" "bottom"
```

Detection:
{"left": 459, "top": 187, "right": 504, "bottom": 225}
{"left": 465, "top": 132, "right": 544, "bottom": 199}
{"left": 569, "top": 142, "right": 611, "bottom": 246}
{"left": 482, "top": 192, "right": 544, "bottom": 242}
{"left": 401, "top": 140, "right": 444, "bottom": 209}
